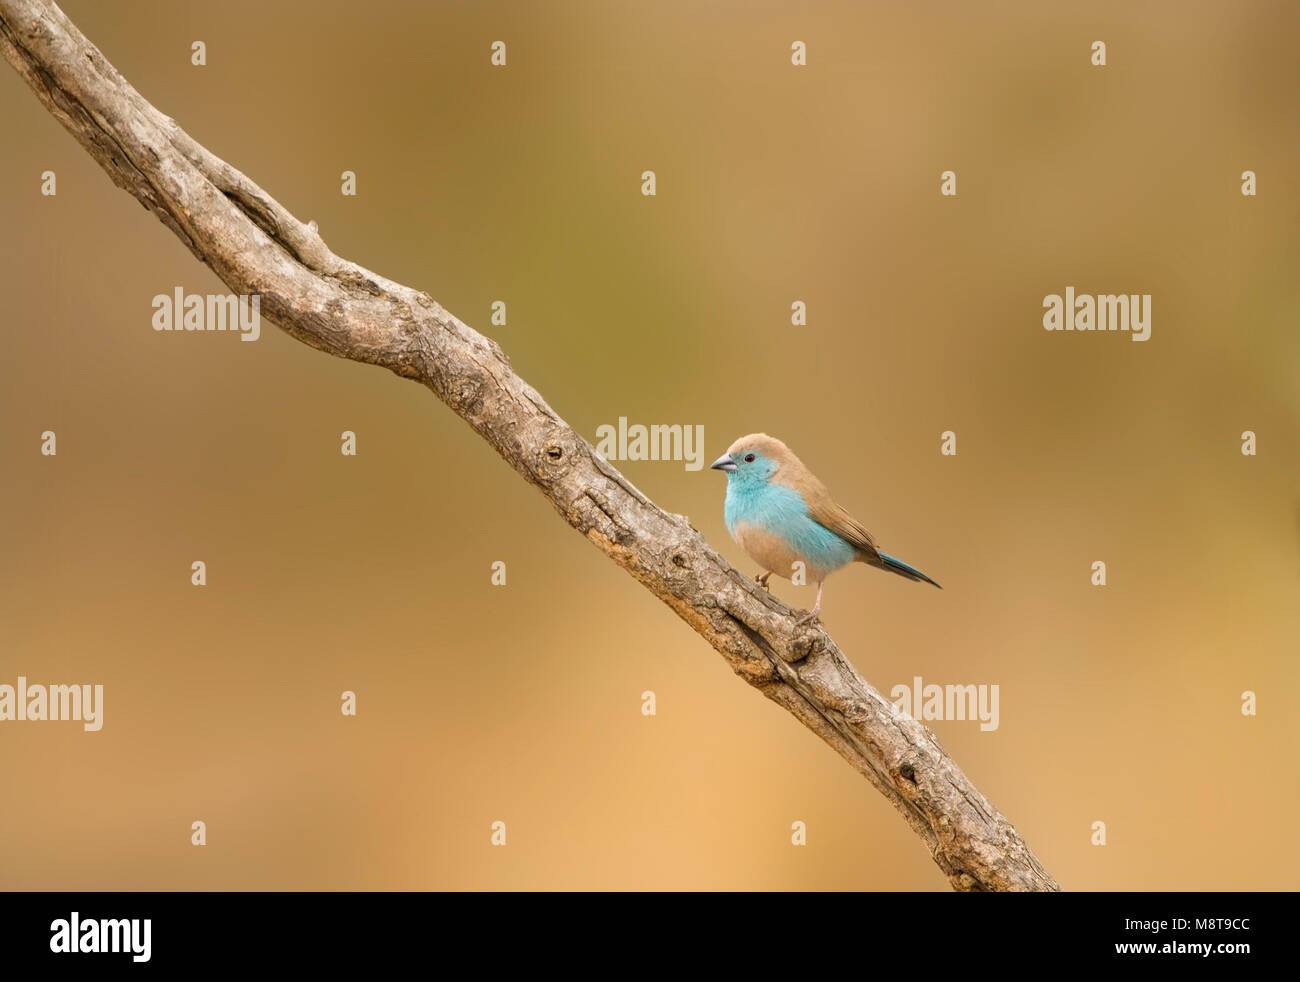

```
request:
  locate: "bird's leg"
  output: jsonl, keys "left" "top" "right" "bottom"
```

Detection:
{"left": 755, "top": 570, "right": 772, "bottom": 591}
{"left": 795, "top": 582, "right": 824, "bottom": 626}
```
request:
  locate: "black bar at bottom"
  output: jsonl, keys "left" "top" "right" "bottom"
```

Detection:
{"left": 0, "top": 890, "right": 1277, "bottom": 969}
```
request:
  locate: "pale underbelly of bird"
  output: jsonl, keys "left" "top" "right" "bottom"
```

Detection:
{"left": 732, "top": 520, "right": 856, "bottom": 582}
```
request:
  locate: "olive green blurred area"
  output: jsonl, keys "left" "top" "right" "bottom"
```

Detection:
{"left": 1, "top": 0, "right": 1297, "bottom": 890}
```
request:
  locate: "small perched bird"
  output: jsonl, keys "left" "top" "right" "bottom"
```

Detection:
{"left": 711, "top": 433, "right": 940, "bottom": 623}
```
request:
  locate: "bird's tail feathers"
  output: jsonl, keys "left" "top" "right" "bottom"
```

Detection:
{"left": 875, "top": 551, "right": 942, "bottom": 589}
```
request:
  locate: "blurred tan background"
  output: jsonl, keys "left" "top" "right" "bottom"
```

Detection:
{"left": 1, "top": 0, "right": 1297, "bottom": 890}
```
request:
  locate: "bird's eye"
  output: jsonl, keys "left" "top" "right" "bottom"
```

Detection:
{"left": 744, "top": 453, "right": 756, "bottom": 463}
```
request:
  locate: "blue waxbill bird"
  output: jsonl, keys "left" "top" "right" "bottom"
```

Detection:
{"left": 710, "top": 433, "right": 940, "bottom": 623}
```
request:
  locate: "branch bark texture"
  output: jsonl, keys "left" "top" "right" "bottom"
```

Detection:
{"left": 0, "top": 0, "right": 1060, "bottom": 891}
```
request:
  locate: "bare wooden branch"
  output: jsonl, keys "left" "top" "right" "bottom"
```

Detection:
{"left": 0, "top": 0, "right": 1059, "bottom": 890}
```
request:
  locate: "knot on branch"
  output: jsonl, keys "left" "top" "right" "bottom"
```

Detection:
{"left": 785, "top": 628, "right": 822, "bottom": 663}
{"left": 842, "top": 700, "right": 874, "bottom": 725}
{"left": 896, "top": 756, "right": 926, "bottom": 794}
{"left": 660, "top": 544, "right": 703, "bottom": 600}
{"left": 447, "top": 376, "right": 484, "bottom": 414}
{"left": 533, "top": 428, "right": 579, "bottom": 485}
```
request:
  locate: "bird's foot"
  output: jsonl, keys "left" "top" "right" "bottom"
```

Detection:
{"left": 794, "top": 608, "right": 820, "bottom": 627}
{"left": 755, "top": 571, "right": 772, "bottom": 591}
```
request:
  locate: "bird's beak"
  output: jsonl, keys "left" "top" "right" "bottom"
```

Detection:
{"left": 710, "top": 454, "right": 737, "bottom": 472}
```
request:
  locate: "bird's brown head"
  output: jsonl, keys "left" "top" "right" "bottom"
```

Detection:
{"left": 710, "top": 433, "right": 804, "bottom": 483}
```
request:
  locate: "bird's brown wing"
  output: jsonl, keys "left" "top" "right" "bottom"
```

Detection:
{"left": 806, "top": 497, "right": 880, "bottom": 561}
{"left": 770, "top": 447, "right": 882, "bottom": 562}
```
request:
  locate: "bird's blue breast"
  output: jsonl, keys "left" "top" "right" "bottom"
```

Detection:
{"left": 724, "top": 479, "right": 856, "bottom": 573}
